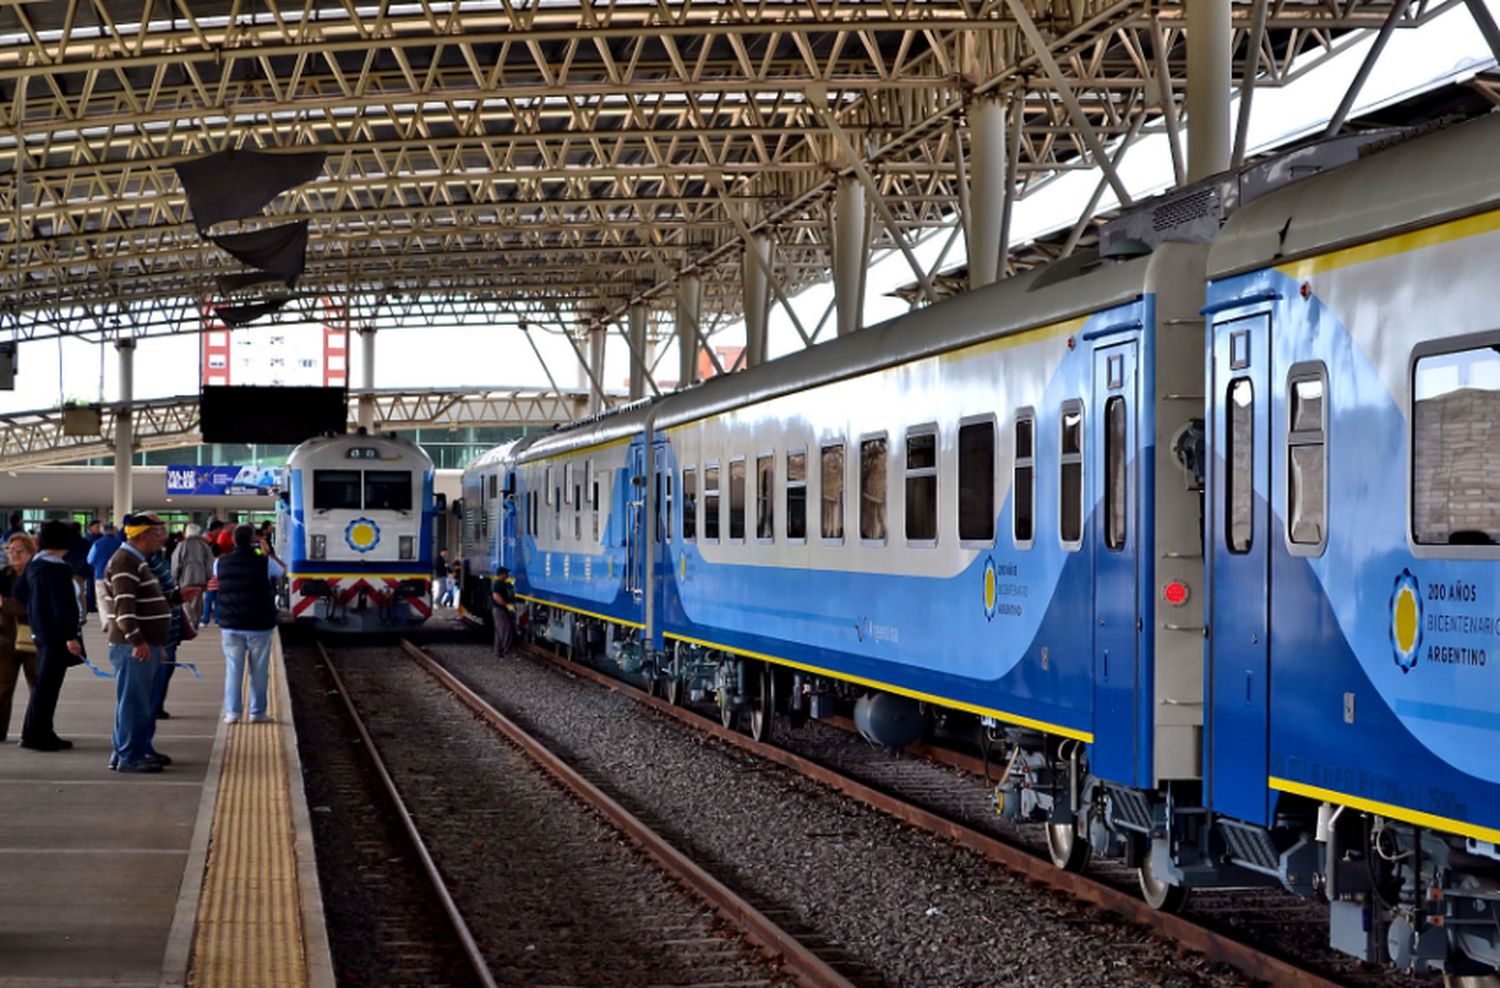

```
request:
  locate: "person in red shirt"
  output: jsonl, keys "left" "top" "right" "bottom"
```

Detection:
{"left": 214, "top": 517, "right": 237, "bottom": 556}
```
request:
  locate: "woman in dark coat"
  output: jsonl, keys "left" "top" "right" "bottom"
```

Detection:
{"left": 19, "top": 521, "right": 84, "bottom": 751}
{"left": 0, "top": 533, "right": 39, "bottom": 742}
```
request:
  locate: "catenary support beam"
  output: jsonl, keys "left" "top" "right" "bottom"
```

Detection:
{"left": 833, "top": 177, "right": 866, "bottom": 336}
{"left": 1232, "top": 0, "right": 1271, "bottom": 169}
{"left": 967, "top": 95, "right": 1008, "bottom": 291}
{"left": 628, "top": 303, "right": 648, "bottom": 400}
{"left": 676, "top": 275, "right": 702, "bottom": 388}
{"left": 1151, "top": 15, "right": 1187, "bottom": 188}
{"left": 742, "top": 234, "right": 771, "bottom": 368}
{"left": 112, "top": 339, "right": 134, "bottom": 523}
{"left": 1187, "top": 0, "right": 1233, "bottom": 180}
{"left": 1467, "top": 0, "right": 1500, "bottom": 63}
{"left": 1322, "top": 0, "right": 1415, "bottom": 138}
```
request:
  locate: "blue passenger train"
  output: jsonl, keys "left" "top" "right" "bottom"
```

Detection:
{"left": 460, "top": 114, "right": 1500, "bottom": 976}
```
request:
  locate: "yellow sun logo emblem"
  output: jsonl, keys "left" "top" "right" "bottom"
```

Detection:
{"left": 344, "top": 517, "right": 381, "bottom": 553}
{"left": 983, "top": 557, "right": 998, "bottom": 621}
{"left": 1389, "top": 569, "right": 1422, "bottom": 673}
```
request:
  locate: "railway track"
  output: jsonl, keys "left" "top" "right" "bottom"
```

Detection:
{"left": 466, "top": 632, "right": 1432, "bottom": 988}
{"left": 315, "top": 638, "right": 855, "bottom": 988}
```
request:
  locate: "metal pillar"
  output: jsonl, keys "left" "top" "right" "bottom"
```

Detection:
{"left": 112, "top": 339, "right": 134, "bottom": 523}
{"left": 833, "top": 177, "right": 866, "bottom": 336}
{"left": 628, "top": 303, "right": 648, "bottom": 400}
{"left": 1186, "top": 0, "right": 1232, "bottom": 181}
{"left": 967, "top": 95, "right": 1008, "bottom": 291}
{"left": 587, "top": 323, "right": 606, "bottom": 416}
{"left": 356, "top": 325, "right": 376, "bottom": 431}
{"left": 676, "top": 275, "right": 702, "bottom": 387}
{"left": 742, "top": 234, "right": 771, "bottom": 368}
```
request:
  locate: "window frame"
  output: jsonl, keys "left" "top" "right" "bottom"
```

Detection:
{"left": 957, "top": 413, "right": 997, "bottom": 548}
{"left": 1058, "top": 400, "right": 1084, "bottom": 551}
{"left": 703, "top": 461, "right": 722, "bottom": 543}
{"left": 1285, "top": 361, "right": 1328, "bottom": 557}
{"left": 755, "top": 451, "right": 776, "bottom": 544}
{"left": 1103, "top": 395, "right": 1128, "bottom": 552}
{"left": 903, "top": 424, "right": 939, "bottom": 548}
{"left": 1409, "top": 332, "right": 1500, "bottom": 558}
{"left": 1013, "top": 407, "right": 1036, "bottom": 550}
{"left": 727, "top": 456, "right": 748, "bottom": 544}
{"left": 859, "top": 431, "right": 889, "bottom": 546}
{"left": 785, "top": 445, "right": 808, "bottom": 545}
{"left": 819, "top": 441, "right": 846, "bottom": 545}
{"left": 682, "top": 465, "right": 698, "bottom": 542}
{"left": 1226, "top": 377, "right": 1255, "bottom": 555}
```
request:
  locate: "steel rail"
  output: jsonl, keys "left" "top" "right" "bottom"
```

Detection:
{"left": 395, "top": 637, "right": 855, "bottom": 988}
{"left": 314, "top": 642, "right": 500, "bottom": 988}
{"left": 513, "top": 640, "right": 1344, "bottom": 988}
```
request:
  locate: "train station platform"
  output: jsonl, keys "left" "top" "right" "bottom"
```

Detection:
{"left": 0, "top": 622, "right": 333, "bottom": 988}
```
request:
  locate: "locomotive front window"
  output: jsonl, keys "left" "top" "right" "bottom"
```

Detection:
{"left": 682, "top": 467, "right": 698, "bottom": 541}
{"left": 821, "top": 444, "right": 845, "bottom": 540}
{"left": 1059, "top": 403, "right": 1084, "bottom": 548}
{"left": 786, "top": 450, "right": 808, "bottom": 541}
{"left": 1227, "top": 378, "right": 1254, "bottom": 553}
{"left": 1413, "top": 344, "right": 1500, "bottom": 546}
{"left": 365, "top": 471, "right": 413, "bottom": 512}
{"left": 729, "top": 458, "right": 747, "bottom": 541}
{"left": 860, "top": 436, "right": 888, "bottom": 543}
{"left": 958, "top": 419, "right": 994, "bottom": 543}
{"left": 756, "top": 455, "right": 775, "bottom": 541}
{"left": 313, "top": 470, "right": 362, "bottom": 511}
{"left": 905, "top": 430, "right": 937, "bottom": 544}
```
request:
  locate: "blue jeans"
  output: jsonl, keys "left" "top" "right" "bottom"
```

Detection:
{"left": 108, "top": 642, "right": 162, "bottom": 763}
{"left": 221, "top": 629, "right": 273, "bottom": 719}
{"left": 201, "top": 590, "right": 218, "bottom": 625}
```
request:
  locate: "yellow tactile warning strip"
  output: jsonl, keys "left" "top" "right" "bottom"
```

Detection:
{"left": 188, "top": 647, "right": 308, "bottom": 988}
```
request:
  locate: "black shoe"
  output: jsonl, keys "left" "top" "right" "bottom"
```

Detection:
{"left": 145, "top": 751, "right": 172, "bottom": 767}
{"left": 19, "top": 737, "right": 68, "bottom": 752}
{"left": 115, "top": 759, "right": 163, "bottom": 774}
{"left": 49, "top": 737, "right": 73, "bottom": 750}
{"left": 157, "top": 709, "right": 171, "bottom": 720}
{"left": 108, "top": 753, "right": 119, "bottom": 771}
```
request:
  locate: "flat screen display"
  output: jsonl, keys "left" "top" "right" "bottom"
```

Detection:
{"left": 200, "top": 385, "right": 347, "bottom": 444}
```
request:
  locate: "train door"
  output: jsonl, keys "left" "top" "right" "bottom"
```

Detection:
{"left": 626, "top": 445, "right": 645, "bottom": 601}
{"left": 650, "top": 440, "right": 669, "bottom": 642}
{"left": 501, "top": 470, "right": 518, "bottom": 570}
{"left": 1207, "top": 314, "right": 1271, "bottom": 824}
{"left": 1092, "top": 340, "right": 1142, "bottom": 786}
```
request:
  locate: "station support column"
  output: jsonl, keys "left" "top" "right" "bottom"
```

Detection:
{"left": 587, "top": 323, "right": 606, "bottom": 416}
{"left": 356, "top": 326, "right": 376, "bottom": 431}
{"left": 967, "top": 95, "right": 1008, "bottom": 291}
{"left": 112, "top": 339, "right": 135, "bottom": 523}
{"left": 742, "top": 234, "right": 771, "bottom": 368}
{"left": 833, "top": 177, "right": 866, "bottom": 336}
{"left": 1186, "top": 0, "right": 1232, "bottom": 181}
{"left": 676, "top": 275, "right": 702, "bottom": 388}
{"left": 628, "top": 302, "right": 648, "bottom": 401}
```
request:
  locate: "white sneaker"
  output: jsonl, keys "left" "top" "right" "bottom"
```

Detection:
{"left": 223, "top": 714, "right": 240, "bottom": 724}
{"left": 248, "top": 714, "right": 274, "bottom": 724}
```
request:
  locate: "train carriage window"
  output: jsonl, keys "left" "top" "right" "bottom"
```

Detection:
{"left": 958, "top": 418, "right": 995, "bottom": 544}
{"left": 313, "top": 470, "right": 362, "bottom": 511}
{"left": 704, "top": 464, "right": 721, "bottom": 541}
{"left": 1013, "top": 411, "right": 1035, "bottom": 548}
{"left": 365, "top": 471, "right": 413, "bottom": 512}
{"left": 1104, "top": 397, "right": 1127, "bottom": 551}
{"left": 1412, "top": 343, "right": 1500, "bottom": 547}
{"left": 489, "top": 475, "right": 498, "bottom": 498}
{"left": 584, "top": 460, "right": 592, "bottom": 504}
{"left": 682, "top": 467, "right": 698, "bottom": 541}
{"left": 563, "top": 463, "right": 573, "bottom": 506}
{"left": 664, "top": 473, "right": 673, "bottom": 544}
{"left": 860, "top": 436, "right": 888, "bottom": 543}
{"left": 1227, "top": 378, "right": 1254, "bottom": 553}
{"left": 545, "top": 467, "right": 553, "bottom": 505}
{"left": 1287, "top": 363, "right": 1328, "bottom": 552}
{"left": 729, "top": 458, "right": 747, "bottom": 541}
{"left": 594, "top": 478, "right": 602, "bottom": 542}
{"left": 1059, "top": 402, "right": 1084, "bottom": 548}
{"left": 756, "top": 454, "right": 775, "bottom": 541}
{"left": 786, "top": 449, "right": 808, "bottom": 541}
{"left": 554, "top": 485, "right": 562, "bottom": 540}
{"left": 905, "top": 428, "right": 937, "bottom": 544}
{"left": 529, "top": 490, "right": 537, "bottom": 537}
{"left": 821, "top": 443, "right": 845, "bottom": 540}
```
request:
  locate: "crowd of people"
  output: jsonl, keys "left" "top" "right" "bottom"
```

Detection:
{"left": 0, "top": 511, "right": 284, "bottom": 774}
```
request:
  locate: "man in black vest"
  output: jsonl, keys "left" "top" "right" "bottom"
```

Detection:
{"left": 215, "top": 525, "right": 282, "bottom": 724}
{"left": 490, "top": 566, "right": 517, "bottom": 657}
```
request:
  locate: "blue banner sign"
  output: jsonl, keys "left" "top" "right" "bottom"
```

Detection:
{"left": 166, "top": 465, "right": 283, "bottom": 497}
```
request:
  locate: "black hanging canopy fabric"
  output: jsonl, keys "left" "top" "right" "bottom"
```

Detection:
{"left": 211, "top": 221, "right": 309, "bottom": 282}
{"left": 174, "top": 148, "right": 326, "bottom": 233}
{"left": 212, "top": 298, "right": 290, "bottom": 327}
{"left": 216, "top": 271, "right": 294, "bottom": 296}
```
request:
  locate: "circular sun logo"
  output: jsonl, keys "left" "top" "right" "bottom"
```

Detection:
{"left": 983, "top": 557, "right": 998, "bottom": 622}
{"left": 344, "top": 517, "right": 381, "bottom": 553}
{"left": 1389, "top": 568, "right": 1422, "bottom": 674}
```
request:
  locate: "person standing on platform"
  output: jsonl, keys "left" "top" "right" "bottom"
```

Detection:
{"left": 434, "top": 549, "right": 450, "bottom": 608}
{"left": 84, "top": 519, "right": 103, "bottom": 613}
{"left": 490, "top": 566, "right": 516, "bottom": 657}
{"left": 216, "top": 524, "right": 282, "bottom": 725}
{"left": 146, "top": 547, "right": 185, "bottom": 723}
{"left": 171, "top": 523, "right": 213, "bottom": 626}
{"left": 0, "top": 534, "right": 39, "bottom": 742}
{"left": 87, "top": 522, "right": 123, "bottom": 632}
{"left": 103, "top": 513, "right": 174, "bottom": 773}
{"left": 3, "top": 511, "right": 24, "bottom": 541}
{"left": 214, "top": 517, "right": 237, "bottom": 556}
{"left": 19, "top": 522, "right": 84, "bottom": 752}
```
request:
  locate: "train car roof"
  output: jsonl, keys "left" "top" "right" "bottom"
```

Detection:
{"left": 1209, "top": 112, "right": 1500, "bottom": 279}
{"left": 651, "top": 242, "right": 1201, "bottom": 432}
{"left": 287, "top": 430, "right": 433, "bottom": 468}
{"left": 514, "top": 399, "right": 660, "bottom": 463}
{"left": 465, "top": 437, "right": 530, "bottom": 473}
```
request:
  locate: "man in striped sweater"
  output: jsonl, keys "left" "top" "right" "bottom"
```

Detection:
{"left": 103, "top": 512, "right": 176, "bottom": 774}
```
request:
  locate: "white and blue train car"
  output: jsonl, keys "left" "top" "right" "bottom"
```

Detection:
{"left": 1189, "top": 115, "right": 1500, "bottom": 973}
{"left": 457, "top": 438, "right": 528, "bottom": 613}
{"left": 280, "top": 430, "right": 437, "bottom": 633}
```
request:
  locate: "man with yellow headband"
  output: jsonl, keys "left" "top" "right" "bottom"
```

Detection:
{"left": 102, "top": 512, "right": 177, "bottom": 774}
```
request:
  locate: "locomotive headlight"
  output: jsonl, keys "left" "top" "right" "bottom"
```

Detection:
{"left": 399, "top": 535, "right": 415, "bottom": 560}
{"left": 311, "top": 534, "right": 327, "bottom": 560}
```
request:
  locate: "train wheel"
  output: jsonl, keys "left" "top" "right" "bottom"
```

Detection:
{"left": 1046, "top": 821, "right": 1092, "bottom": 872}
{"left": 1138, "top": 850, "right": 1189, "bottom": 912}
{"left": 747, "top": 663, "right": 773, "bottom": 744}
